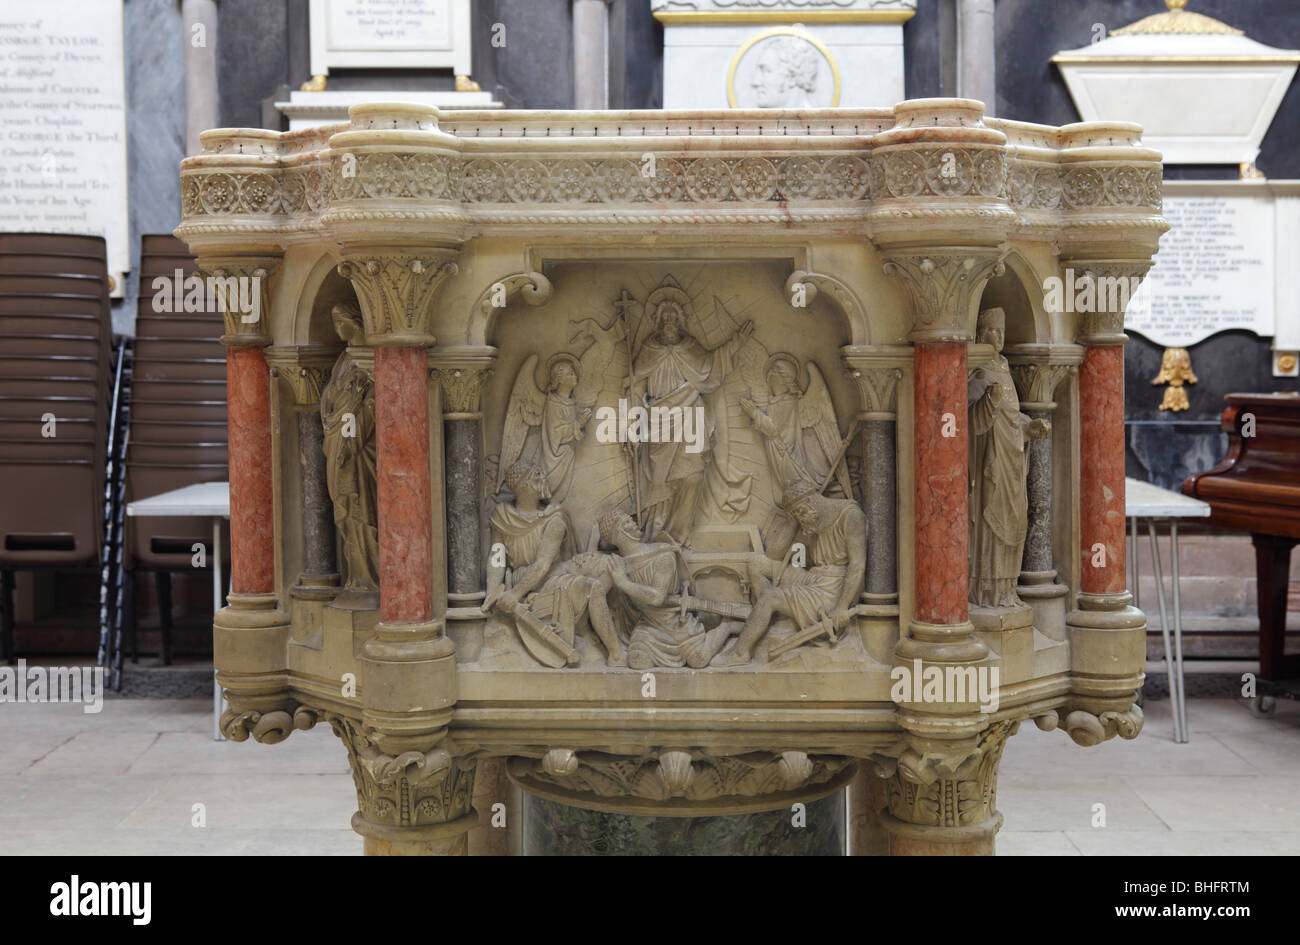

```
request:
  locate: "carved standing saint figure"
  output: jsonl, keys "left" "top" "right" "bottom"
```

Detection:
{"left": 714, "top": 480, "right": 866, "bottom": 666}
{"left": 740, "top": 354, "right": 850, "bottom": 497}
{"left": 498, "top": 354, "right": 594, "bottom": 504}
{"left": 968, "top": 307, "right": 1050, "bottom": 609}
{"left": 631, "top": 279, "right": 754, "bottom": 543}
{"left": 320, "top": 302, "right": 378, "bottom": 594}
{"left": 486, "top": 461, "right": 626, "bottom": 667}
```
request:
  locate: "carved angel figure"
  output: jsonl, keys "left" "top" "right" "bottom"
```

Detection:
{"left": 740, "top": 354, "right": 851, "bottom": 499}
{"left": 498, "top": 353, "right": 594, "bottom": 504}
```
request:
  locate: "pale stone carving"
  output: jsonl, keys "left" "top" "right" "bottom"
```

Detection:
{"left": 499, "top": 354, "right": 594, "bottom": 503}
{"left": 485, "top": 461, "right": 626, "bottom": 667}
{"left": 714, "top": 481, "right": 867, "bottom": 665}
{"left": 320, "top": 303, "right": 379, "bottom": 600}
{"left": 631, "top": 276, "right": 757, "bottom": 543}
{"left": 968, "top": 308, "right": 1049, "bottom": 609}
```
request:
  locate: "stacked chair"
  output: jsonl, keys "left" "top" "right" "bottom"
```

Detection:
{"left": 120, "top": 235, "right": 229, "bottom": 673}
{"left": 0, "top": 233, "right": 120, "bottom": 663}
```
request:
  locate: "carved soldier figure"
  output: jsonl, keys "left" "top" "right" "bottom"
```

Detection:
{"left": 968, "top": 307, "right": 1051, "bottom": 608}
{"left": 631, "top": 282, "right": 754, "bottom": 543}
{"left": 594, "top": 509, "right": 734, "bottom": 670}
{"left": 714, "top": 480, "right": 866, "bottom": 666}
{"left": 486, "top": 461, "right": 626, "bottom": 666}
{"left": 320, "top": 303, "right": 378, "bottom": 595}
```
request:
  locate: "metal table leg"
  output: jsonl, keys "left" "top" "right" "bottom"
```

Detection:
{"left": 1148, "top": 521, "right": 1185, "bottom": 743}
{"left": 1170, "top": 520, "right": 1189, "bottom": 743}
{"left": 212, "top": 519, "right": 225, "bottom": 742}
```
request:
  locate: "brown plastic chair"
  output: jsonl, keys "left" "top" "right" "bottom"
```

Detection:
{"left": 0, "top": 357, "right": 101, "bottom": 380}
{"left": 0, "top": 418, "right": 97, "bottom": 442}
{"left": 0, "top": 255, "right": 109, "bottom": 278}
{"left": 132, "top": 315, "right": 223, "bottom": 340}
{"left": 0, "top": 335, "right": 106, "bottom": 359}
{"left": 132, "top": 359, "right": 227, "bottom": 383}
{"left": 0, "top": 234, "right": 106, "bottom": 256}
{"left": 1, "top": 440, "right": 100, "bottom": 462}
{"left": 0, "top": 274, "right": 108, "bottom": 296}
{"left": 0, "top": 462, "right": 102, "bottom": 567}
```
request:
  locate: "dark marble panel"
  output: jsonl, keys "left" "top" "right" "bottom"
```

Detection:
{"left": 612, "top": 0, "right": 662, "bottom": 109}
{"left": 523, "top": 789, "right": 845, "bottom": 856}
{"left": 471, "top": 0, "right": 574, "bottom": 108}
{"left": 218, "top": 0, "right": 291, "bottom": 129}
{"left": 1126, "top": 420, "right": 1226, "bottom": 492}
{"left": 904, "top": 0, "right": 945, "bottom": 100}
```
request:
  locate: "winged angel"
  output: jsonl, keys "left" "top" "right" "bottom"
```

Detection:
{"left": 740, "top": 354, "right": 851, "bottom": 499}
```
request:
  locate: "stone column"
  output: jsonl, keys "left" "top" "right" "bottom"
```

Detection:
{"left": 881, "top": 248, "right": 1005, "bottom": 856}
{"left": 1006, "top": 347, "right": 1076, "bottom": 640}
{"left": 182, "top": 0, "right": 220, "bottom": 155}
{"left": 274, "top": 350, "right": 339, "bottom": 600}
{"left": 338, "top": 250, "right": 476, "bottom": 856}
{"left": 1061, "top": 260, "right": 1150, "bottom": 744}
{"left": 203, "top": 255, "right": 294, "bottom": 736}
{"left": 843, "top": 347, "right": 908, "bottom": 668}
{"left": 572, "top": 0, "right": 611, "bottom": 109}
{"left": 428, "top": 348, "right": 496, "bottom": 610}
{"left": 956, "top": 0, "right": 996, "bottom": 116}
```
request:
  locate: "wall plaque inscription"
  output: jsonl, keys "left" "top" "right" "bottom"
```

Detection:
{"left": 0, "top": 2, "right": 129, "bottom": 292}
{"left": 1127, "top": 191, "right": 1274, "bottom": 348}
{"left": 309, "top": 0, "right": 471, "bottom": 75}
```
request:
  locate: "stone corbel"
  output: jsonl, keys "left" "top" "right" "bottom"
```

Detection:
{"left": 785, "top": 269, "right": 866, "bottom": 335}
{"left": 880, "top": 248, "right": 1007, "bottom": 342}
{"left": 472, "top": 270, "right": 554, "bottom": 320}
{"left": 1033, "top": 705, "right": 1144, "bottom": 747}
{"left": 338, "top": 251, "right": 460, "bottom": 346}
{"left": 220, "top": 702, "right": 321, "bottom": 744}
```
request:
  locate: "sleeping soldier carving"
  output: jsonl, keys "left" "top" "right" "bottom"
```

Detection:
{"left": 713, "top": 480, "right": 867, "bottom": 666}
{"left": 485, "top": 461, "right": 627, "bottom": 666}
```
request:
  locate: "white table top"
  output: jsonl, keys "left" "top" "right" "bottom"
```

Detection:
{"left": 1126, "top": 477, "right": 1210, "bottom": 519}
{"left": 127, "top": 482, "right": 230, "bottom": 518}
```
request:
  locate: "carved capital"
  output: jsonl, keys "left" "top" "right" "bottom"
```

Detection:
{"left": 1061, "top": 258, "right": 1152, "bottom": 345}
{"left": 338, "top": 250, "right": 459, "bottom": 346}
{"left": 880, "top": 248, "right": 1006, "bottom": 343}
{"left": 196, "top": 255, "right": 280, "bottom": 346}
{"left": 267, "top": 346, "right": 338, "bottom": 407}
{"left": 331, "top": 716, "right": 477, "bottom": 833}
{"left": 1005, "top": 345, "right": 1080, "bottom": 411}
{"left": 883, "top": 721, "right": 1016, "bottom": 831}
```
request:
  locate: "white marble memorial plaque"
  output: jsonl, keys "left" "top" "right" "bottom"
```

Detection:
{"left": 0, "top": 2, "right": 129, "bottom": 294}
{"left": 1127, "top": 189, "right": 1274, "bottom": 348}
{"left": 310, "top": 0, "right": 471, "bottom": 75}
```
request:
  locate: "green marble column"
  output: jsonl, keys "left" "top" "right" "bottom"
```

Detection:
{"left": 522, "top": 789, "right": 846, "bottom": 856}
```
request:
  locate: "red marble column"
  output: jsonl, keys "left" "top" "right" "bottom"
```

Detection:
{"left": 374, "top": 345, "right": 434, "bottom": 625}
{"left": 913, "top": 342, "right": 969, "bottom": 625}
{"left": 226, "top": 345, "right": 275, "bottom": 596}
{"left": 1078, "top": 345, "right": 1126, "bottom": 595}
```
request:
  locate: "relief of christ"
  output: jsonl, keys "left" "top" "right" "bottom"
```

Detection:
{"left": 630, "top": 281, "right": 754, "bottom": 544}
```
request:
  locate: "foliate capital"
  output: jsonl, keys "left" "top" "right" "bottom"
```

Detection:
{"left": 197, "top": 255, "right": 281, "bottom": 346}
{"left": 1061, "top": 258, "right": 1152, "bottom": 345}
{"left": 880, "top": 248, "right": 1006, "bottom": 343}
{"left": 338, "top": 249, "right": 460, "bottom": 347}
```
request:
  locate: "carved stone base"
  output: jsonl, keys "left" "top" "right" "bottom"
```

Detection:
{"left": 969, "top": 602, "right": 1034, "bottom": 631}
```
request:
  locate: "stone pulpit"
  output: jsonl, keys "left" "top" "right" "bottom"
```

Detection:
{"left": 177, "top": 99, "right": 1166, "bottom": 855}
